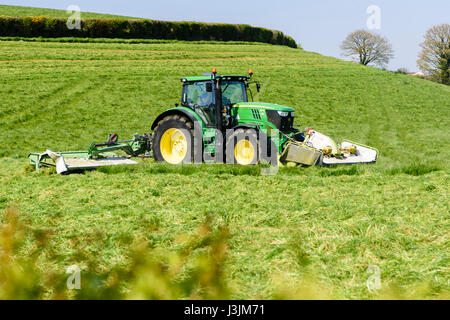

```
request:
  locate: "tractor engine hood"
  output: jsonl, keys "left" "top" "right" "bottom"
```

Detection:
{"left": 233, "top": 102, "right": 294, "bottom": 113}
{"left": 232, "top": 102, "right": 295, "bottom": 130}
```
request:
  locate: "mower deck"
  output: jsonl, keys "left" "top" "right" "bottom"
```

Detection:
{"left": 29, "top": 150, "right": 138, "bottom": 174}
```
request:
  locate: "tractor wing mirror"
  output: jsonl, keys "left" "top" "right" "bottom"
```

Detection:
{"left": 256, "top": 82, "right": 261, "bottom": 93}
{"left": 206, "top": 82, "right": 213, "bottom": 92}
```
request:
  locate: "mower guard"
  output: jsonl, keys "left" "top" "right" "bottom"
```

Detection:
{"left": 29, "top": 150, "right": 138, "bottom": 174}
{"left": 280, "top": 143, "right": 322, "bottom": 166}
{"left": 280, "top": 130, "right": 378, "bottom": 166}
{"left": 321, "top": 141, "right": 378, "bottom": 165}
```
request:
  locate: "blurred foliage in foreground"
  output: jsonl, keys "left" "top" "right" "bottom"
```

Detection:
{"left": 0, "top": 206, "right": 230, "bottom": 299}
{"left": 0, "top": 206, "right": 448, "bottom": 300}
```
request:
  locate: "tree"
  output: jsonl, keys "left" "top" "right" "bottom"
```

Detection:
{"left": 395, "top": 68, "right": 409, "bottom": 74}
{"left": 417, "top": 24, "right": 450, "bottom": 85}
{"left": 341, "top": 29, "right": 394, "bottom": 67}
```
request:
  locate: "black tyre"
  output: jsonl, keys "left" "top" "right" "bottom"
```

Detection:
{"left": 152, "top": 115, "right": 194, "bottom": 164}
{"left": 225, "top": 128, "right": 259, "bottom": 165}
{"left": 258, "top": 130, "right": 278, "bottom": 166}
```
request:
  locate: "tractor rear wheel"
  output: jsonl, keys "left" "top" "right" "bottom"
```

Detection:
{"left": 152, "top": 115, "right": 194, "bottom": 164}
{"left": 226, "top": 128, "right": 259, "bottom": 165}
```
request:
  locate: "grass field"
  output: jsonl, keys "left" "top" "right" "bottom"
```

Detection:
{"left": 0, "top": 4, "right": 138, "bottom": 19}
{"left": 0, "top": 39, "right": 449, "bottom": 299}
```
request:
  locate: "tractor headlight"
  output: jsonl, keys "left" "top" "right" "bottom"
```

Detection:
{"left": 277, "top": 111, "right": 289, "bottom": 117}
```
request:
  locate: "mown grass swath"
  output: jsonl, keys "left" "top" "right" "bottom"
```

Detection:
{"left": 0, "top": 32, "right": 449, "bottom": 299}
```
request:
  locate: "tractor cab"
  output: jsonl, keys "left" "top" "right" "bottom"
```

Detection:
{"left": 180, "top": 70, "right": 258, "bottom": 130}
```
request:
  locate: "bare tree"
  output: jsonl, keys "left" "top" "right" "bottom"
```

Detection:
{"left": 341, "top": 29, "right": 394, "bottom": 67}
{"left": 417, "top": 24, "right": 450, "bottom": 85}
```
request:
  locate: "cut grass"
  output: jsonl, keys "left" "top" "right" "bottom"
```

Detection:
{"left": 0, "top": 39, "right": 449, "bottom": 299}
{"left": 0, "top": 36, "right": 270, "bottom": 46}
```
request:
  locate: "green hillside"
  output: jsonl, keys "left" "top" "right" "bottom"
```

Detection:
{"left": 0, "top": 4, "right": 138, "bottom": 19}
{"left": 0, "top": 39, "right": 449, "bottom": 299}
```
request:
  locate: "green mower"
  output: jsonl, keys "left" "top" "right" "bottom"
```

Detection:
{"left": 29, "top": 70, "right": 378, "bottom": 174}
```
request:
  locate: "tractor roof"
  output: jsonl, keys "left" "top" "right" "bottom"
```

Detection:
{"left": 181, "top": 75, "right": 251, "bottom": 82}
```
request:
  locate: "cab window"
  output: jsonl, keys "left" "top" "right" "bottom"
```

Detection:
{"left": 182, "top": 81, "right": 216, "bottom": 126}
{"left": 221, "top": 81, "right": 248, "bottom": 106}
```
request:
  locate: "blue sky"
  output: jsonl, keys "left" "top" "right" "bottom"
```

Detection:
{"left": 2, "top": 0, "right": 449, "bottom": 71}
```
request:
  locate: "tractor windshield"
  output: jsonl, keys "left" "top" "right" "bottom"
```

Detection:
{"left": 183, "top": 81, "right": 216, "bottom": 126}
{"left": 221, "top": 80, "right": 248, "bottom": 106}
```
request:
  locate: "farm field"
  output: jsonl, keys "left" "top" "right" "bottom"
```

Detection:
{"left": 0, "top": 39, "right": 449, "bottom": 299}
{"left": 0, "top": 4, "right": 138, "bottom": 19}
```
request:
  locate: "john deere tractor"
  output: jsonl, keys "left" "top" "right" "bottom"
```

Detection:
{"left": 29, "top": 70, "right": 377, "bottom": 174}
{"left": 150, "top": 69, "right": 376, "bottom": 167}
{"left": 152, "top": 69, "right": 285, "bottom": 166}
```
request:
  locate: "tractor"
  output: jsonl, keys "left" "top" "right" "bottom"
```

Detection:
{"left": 29, "top": 70, "right": 378, "bottom": 174}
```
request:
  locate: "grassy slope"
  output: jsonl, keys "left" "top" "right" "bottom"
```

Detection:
{"left": 0, "top": 40, "right": 449, "bottom": 299}
{"left": 0, "top": 4, "right": 138, "bottom": 19}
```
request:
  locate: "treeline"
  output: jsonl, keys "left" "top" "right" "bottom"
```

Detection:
{"left": 0, "top": 16, "right": 297, "bottom": 48}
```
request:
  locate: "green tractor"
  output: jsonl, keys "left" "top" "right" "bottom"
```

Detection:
{"left": 29, "top": 70, "right": 378, "bottom": 174}
{"left": 152, "top": 69, "right": 290, "bottom": 166}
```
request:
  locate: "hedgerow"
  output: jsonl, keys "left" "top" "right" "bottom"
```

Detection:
{"left": 0, "top": 15, "right": 298, "bottom": 48}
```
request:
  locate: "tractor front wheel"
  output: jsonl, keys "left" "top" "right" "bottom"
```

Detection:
{"left": 226, "top": 128, "right": 259, "bottom": 165}
{"left": 152, "top": 115, "right": 194, "bottom": 164}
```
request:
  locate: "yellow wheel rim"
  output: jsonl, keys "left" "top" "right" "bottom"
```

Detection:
{"left": 234, "top": 140, "right": 255, "bottom": 165}
{"left": 160, "top": 128, "right": 188, "bottom": 164}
